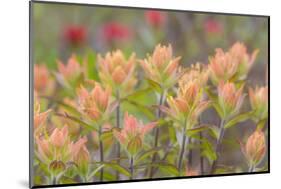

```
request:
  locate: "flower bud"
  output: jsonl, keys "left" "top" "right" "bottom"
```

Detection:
{"left": 249, "top": 86, "right": 268, "bottom": 121}
{"left": 49, "top": 160, "right": 66, "bottom": 176}
{"left": 242, "top": 130, "right": 266, "bottom": 166}
{"left": 218, "top": 81, "right": 244, "bottom": 118}
{"left": 140, "top": 44, "right": 181, "bottom": 89}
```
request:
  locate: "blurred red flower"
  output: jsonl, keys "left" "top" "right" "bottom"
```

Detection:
{"left": 63, "top": 25, "right": 87, "bottom": 47}
{"left": 204, "top": 19, "right": 223, "bottom": 34}
{"left": 145, "top": 10, "right": 166, "bottom": 28}
{"left": 102, "top": 22, "right": 131, "bottom": 42}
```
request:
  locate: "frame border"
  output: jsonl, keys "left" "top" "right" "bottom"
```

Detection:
{"left": 29, "top": 0, "right": 270, "bottom": 188}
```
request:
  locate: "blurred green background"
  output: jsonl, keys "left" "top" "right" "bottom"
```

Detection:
{"left": 32, "top": 3, "right": 268, "bottom": 87}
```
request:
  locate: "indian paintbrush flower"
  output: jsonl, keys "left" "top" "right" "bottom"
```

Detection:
{"left": 102, "top": 22, "right": 131, "bottom": 43}
{"left": 145, "top": 10, "right": 166, "bottom": 28}
{"left": 209, "top": 42, "right": 258, "bottom": 84}
{"left": 113, "top": 112, "right": 157, "bottom": 156}
{"left": 57, "top": 55, "right": 83, "bottom": 87}
{"left": 63, "top": 25, "right": 87, "bottom": 47}
{"left": 140, "top": 44, "right": 181, "bottom": 89}
{"left": 77, "top": 83, "right": 112, "bottom": 121}
{"left": 98, "top": 50, "right": 137, "bottom": 96}
{"left": 34, "top": 98, "right": 51, "bottom": 132}
{"left": 229, "top": 42, "right": 259, "bottom": 80}
{"left": 241, "top": 130, "right": 266, "bottom": 169}
{"left": 34, "top": 64, "right": 52, "bottom": 93}
{"left": 36, "top": 126, "right": 71, "bottom": 167}
{"left": 249, "top": 86, "right": 268, "bottom": 121}
{"left": 162, "top": 64, "right": 210, "bottom": 127}
{"left": 70, "top": 137, "right": 90, "bottom": 177}
{"left": 217, "top": 81, "right": 244, "bottom": 119}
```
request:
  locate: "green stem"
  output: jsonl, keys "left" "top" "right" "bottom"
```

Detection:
{"left": 187, "top": 137, "right": 193, "bottom": 168}
{"left": 50, "top": 175, "right": 57, "bottom": 185}
{"left": 130, "top": 156, "right": 134, "bottom": 180}
{"left": 248, "top": 164, "right": 255, "bottom": 172}
{"left": 210, "top": 119, "right": 225, "bottom": 174}
{"left": 199, "top": 131, "right": 204, "bottom": 174}
{"left": 98, "top": 127, "right": 104, "bottom": 182}
{"left": 116, "top": 89, "right": 121, "bottom": 180}
{"left": 149, "top": 90, "right": 166, "bottom": 178}
{"left": 177, "top": 128, "right": 187, "bottom": 174}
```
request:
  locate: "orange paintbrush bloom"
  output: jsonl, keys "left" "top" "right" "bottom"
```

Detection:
{"left": 209, "top": 42, "right": 258, "bottom": 84}
{"left": 229, "top": 42, "right": 258, "bottom": 80}
{"left": 140, "top": 44, "right": 181, "bottom": 89}
{"left": 162, "top": 64, "right": 210, "bottom": 127}
{"left": 217, "top": 81, "right": 244, "bottom": 119}
{"left": 57, "top": 55, "right": 83, "bottom": 86}
{"left": 34, "top": 100, "right": 51, "bottom": 131}
{"left": 70, "top": 137, "right": 90, "bottom": 175}
{"left": 209, "top": 48, "right": 238, "bottom": 84}
{"left": 241, "top": 130, "right": 266, "bottom": 167}
{"left": 50, "top": 126, "right": 69, "bottom": 148}
{"left": 249, "top": 86, "right": 268, "bottom": 121}
{"left": 113, "top": 112, "right": 157, "bottom": 156}
{"left": 34, "top": 64, "right": 51, "bottom": 92}
{"left": 34, "top": 92, "right": 51, "bottom": 135}
{"left": 77, "top": 83, "right": 111, "bottom": 121}
{"left": 98, "top": 50, "right": 137, "bottom": 95}
{"left": 36, "top": 126, "right": 71, "bottom": 165}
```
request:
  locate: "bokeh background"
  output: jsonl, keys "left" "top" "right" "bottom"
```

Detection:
{"left": 32, "top": 2, "right": 269, "bottom": 177}
{"left": 33, "top": 3, "right": 268, "bottom": 86}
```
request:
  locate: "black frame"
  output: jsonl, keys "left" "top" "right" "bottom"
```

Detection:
{"left": 29, "top": 0, "right": 270, "bottom": 188}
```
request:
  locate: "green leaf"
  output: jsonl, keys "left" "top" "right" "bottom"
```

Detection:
{"left": 125, "top": 88, "right": 153, "bottom": 100}
{"left": 85, "top": 50, "right": 99, "bottom": 81}
{"left": 104, "top": 163, "right": 131, "bottom": 177}
{"left": 151, "top": 163, "right": 179, "bottom": 176}
{"left": 201, "top": 140, "right": 217, "bottom": 163}
{"left": 135, "top": 146, "right": 167, "bottom": 165}
{"left": 88, "top": 165, "right": 105, "bottom": 178}
{"left": 224, "top": 111, "right": 253, "bottom": 129}
{"left": 100, "top": 130, "right": 113, "bottom": 141}
{"left": 186, "top": 124, "right": 210, "bottom": 137}
{"left": 146, "top": 78, "right": 162, "bottom": 93}
{"left": 54, "top": 113, "right": 98, "bottom": 133}
{"left": 125, "top": 100, "right": 156, "bottom": 120}
{"left": 257, "top": 118, "right": 268, "bottom": 130}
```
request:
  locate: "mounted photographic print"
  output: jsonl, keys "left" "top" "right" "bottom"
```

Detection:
{"left": 30, "top": 1, "right": 269, "bottom": 188}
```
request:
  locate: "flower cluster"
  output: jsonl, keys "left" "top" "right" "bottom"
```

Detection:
{"left": 33, "top": 43, "right": 268, "bottom": 185}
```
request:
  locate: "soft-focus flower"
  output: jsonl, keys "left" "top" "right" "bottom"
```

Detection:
{"left": 50, "top": 126, "right": 69, "bottom": 148}
{"left": 77, "top": 83, "right": 111, "bottom": 121}
{"left": 57, "top": 55, "right": 83, "bottom": 86}
{"left": 249, "top": 86, "right": 268, "bottom": 121}
{"left": 34, "top": 98, "right": 51, "bottom": 132}
{"left": 217, "top": 81, "right": 244, "bottom": 119}
{"left": 204, "top": 18, "right": 223, "bottom": 34}
{"left": 34, "top": 64, "right": 50, "bottom": 92}
{"left": 241, "top": 130, "right": 266, "bottom": 167}
{"left": 70, "top": 137, "right": 90, "bottom": 175}
{"left": 113, "top": 112, "right": 157, "bottom": 156}
{"left": 140, "top": 44, "right": 181, "bottom": 89}
{"left": 145, "top": 10, "right": 166, "bottom": 28}
{"left": 98, "top": 50, "right": 137, "bottom": 94}
{"left": 162, "top": 64, "right": 210, "bottom": 127}
{"left": 209, "top": 42, "right": 258, "bottom": 84}
{"left": 209, "top": 48, "right": 238, "bottom": 84}
{"left": 185, "top": 167, "right": 199, "bottom": 176}
{"left": 102, "top": 22, "right": 131, "bottom": 42}
{"left": 36, "top": 126, "right": 71, "bottom": 165}
{"left": 230, "top": 42, "right": 259, "bottom": 80}
{"left": 63, "top": 25, "right": 87, "bottom": 47}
